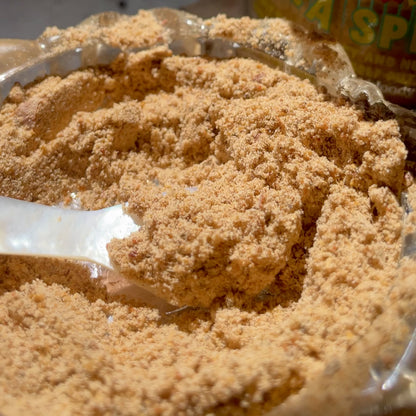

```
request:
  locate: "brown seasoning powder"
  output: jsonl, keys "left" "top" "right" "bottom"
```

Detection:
{"left": 0, "top": 11, "right": 415, "bottom": 416}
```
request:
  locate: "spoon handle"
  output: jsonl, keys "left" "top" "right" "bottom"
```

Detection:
{"left": 0, "top": 196, "right": 139, "bottom": 268}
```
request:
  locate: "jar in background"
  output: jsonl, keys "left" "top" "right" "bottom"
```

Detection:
{"left": 250, "top": 0, "right": 416, "bottom": 108}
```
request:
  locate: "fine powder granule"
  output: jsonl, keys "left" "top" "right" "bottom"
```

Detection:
{"left": 0, "top": 10, "right": 415, "bottom": 416}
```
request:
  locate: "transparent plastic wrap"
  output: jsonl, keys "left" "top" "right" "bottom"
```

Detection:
{"left": 0, "top": 8, "right": 415, "bottom": 415}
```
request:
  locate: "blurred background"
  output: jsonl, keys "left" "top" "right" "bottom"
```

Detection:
{"left": 0, "top": 0, "right": 247, "bottom": 39}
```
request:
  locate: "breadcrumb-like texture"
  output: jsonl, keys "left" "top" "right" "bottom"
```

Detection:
{"left": 0, "top": 49, "right": 405, "bottom": 307}
{"left": 0, "top": 10, "right": 414, "bottom": 416}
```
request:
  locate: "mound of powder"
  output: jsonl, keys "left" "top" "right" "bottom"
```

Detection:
{"left": 0, "top": 47, "right": 406, "bottom": 307}
{"left": 0, "top": 10, "right": 415, "bottom": 416}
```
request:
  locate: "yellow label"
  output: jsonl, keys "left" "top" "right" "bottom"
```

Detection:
{"left": 305, "top": 0, "right": 334, "bottom": 32}
{"left": 378, "top": 14, "right": 409, "bottom": 50}
{"left": 350, "top": 8, "right": 379, "bottom": 45}
{"left": 251, "top": 0, "right": 416, "bottom": 106}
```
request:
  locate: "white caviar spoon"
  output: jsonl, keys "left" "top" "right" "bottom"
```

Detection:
{"left": 0, "top": 196, "right": 140, "bottom": 269}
